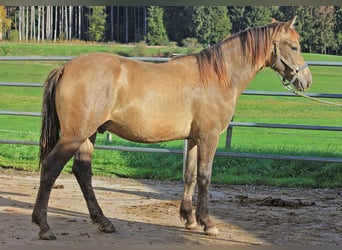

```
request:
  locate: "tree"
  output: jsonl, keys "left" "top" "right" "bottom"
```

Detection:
{"left": 334, "top": 6, "right": 342, "bottom": 55}
{"left": 210, "top": 6, "right": 231, "bottom": 43}
{"left": 193, "top": 6, "right": 231, "bottom": 46}
{"left": 245, "top": 6, "right": 273, "bottom": 28}
{"left": 192, "top": 6, "right": 212, "bottom": 45}
{"left": 228, "top": 6, "right": 247, "bottom": 34}
{"left": 0, "top": 6, "right": 12, "bottom": 40}
{"left": 312, "top": 6, "right": 336, "bottom": 54}
{"left": 164, "top": 6, "right": 194, "bottom": 45}
{"left": 146, "top": 6, "right": 168, "bottom": 45}
{"left": 289, "top": 6, "right": 315, "bottom": 53}
{"left": 87, "top": 6, "right": 107, "bottom": 42}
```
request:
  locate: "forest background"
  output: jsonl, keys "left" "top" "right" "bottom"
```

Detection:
{"left": 0, "top": 6, "right": 341, "bottom": 55}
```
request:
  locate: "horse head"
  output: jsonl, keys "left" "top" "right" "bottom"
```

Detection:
{"left": 269, "top": 16, "right": 312, "bottom": 91}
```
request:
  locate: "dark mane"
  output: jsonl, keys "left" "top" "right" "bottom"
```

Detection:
{"left": 233, "top": 22, "right": 291, "bottom": 67}
{"left": 171, "top": 43, "right": 228, "bottom": 87}
{"left": 173, "top": 21, "right": 295, "bottom": 88}
{"left": 237, "top": 25, "right": 274, "bottom": 66}
{"left": 193, "top": 44, "right": 229, "bottom": 87}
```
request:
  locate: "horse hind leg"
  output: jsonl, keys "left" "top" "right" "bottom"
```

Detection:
{"left": 180, "top": 139, "right": 198, "bottom": 230}
{"left": 72, "top": 133, "right": 116, "bottom": 234}
{"left": 32, "top": 136, "right": 83, "bottom": 240}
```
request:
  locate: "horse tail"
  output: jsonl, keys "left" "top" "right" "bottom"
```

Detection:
{"left": 39, "top": 65, "right": 65, "bottom": 168}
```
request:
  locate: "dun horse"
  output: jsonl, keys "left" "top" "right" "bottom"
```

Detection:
{"left": 32, "top": 17, "right": 312, "bottom": 240}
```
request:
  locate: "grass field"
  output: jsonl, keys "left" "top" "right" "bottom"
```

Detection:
{"left": 0, "top": 43, "right": 341, "bottom": 187}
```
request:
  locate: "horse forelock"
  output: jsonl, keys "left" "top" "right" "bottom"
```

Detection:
{"left": 289, "top": 28, "right": 300, "bottom": 40}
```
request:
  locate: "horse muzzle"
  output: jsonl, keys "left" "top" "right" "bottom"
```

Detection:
{"left": 287, "top": 65, "right": 312, "bottom": 91}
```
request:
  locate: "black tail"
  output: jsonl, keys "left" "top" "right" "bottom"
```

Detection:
{"left": 39, "top": 66, "right": 64, "bottom": 168}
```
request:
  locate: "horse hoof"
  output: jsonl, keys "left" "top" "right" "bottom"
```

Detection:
{"left": 185, "top": 221, "right": 198, "bottom": 230}
{"left": 98, "top": 222, "right": 116, "bottom": 233}
{"left": 39, "top": 229, "right": 56, "bottom": 240}
{"left": 204, "top": 226, "right": 219, "bottom": 236}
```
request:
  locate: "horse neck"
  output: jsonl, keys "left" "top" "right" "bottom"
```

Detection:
{"left": 221, "top": 31, "right": 272, "bottom": 95}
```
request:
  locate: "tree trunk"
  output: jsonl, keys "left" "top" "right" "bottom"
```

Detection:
{"left": 46, "top": 6, "right": 51, "bottom": 40}
{"left": 25, "top": 6, "right": 28, "bottom": 41}
{"left": 59, "top": 6, "right": 63, "bottom": 39}
{"left": 18, "top": 6, "right": 22, "bottom": 41}
{"left": 69, "top": 6, "right": 72, "bottom": 40}
{"left": 64, "top": 6, "right": 68, "bottom": 40}
{"left": 21, "top": 7, "right": 25, "bottom": 41}
{"left": 54, "top": 6, "right": 57, "bottom": 42}
{"left": 30, "top": 6, "right": 33, "bottom": 40}
{"left": 42, "top": 6, "right": 45, "bottom": 41}
{"left": 78, "top": 6, "right": 82, "bottom": 39}
{"left": 37, "top": 6, "right": 41, "bottom": 42}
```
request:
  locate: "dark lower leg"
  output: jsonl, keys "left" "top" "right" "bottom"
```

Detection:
{"left": 196, "top": 170, "right": 218, "bottom": 236}
{"left": 32, "top": 138, "right": 81, "bottom": 240}
{"left": 32, "top": 166, "right": 62, "bottom": 240}
{"left": 72, "top": 137, "right": 115, "bottom": 233}
{"left": 195, "top": 137, "right": 219, "bottom": 236}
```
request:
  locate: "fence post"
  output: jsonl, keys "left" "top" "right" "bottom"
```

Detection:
{"left": 106, "top": 133, "right": 112, "bottom": 143}
{"left": 225, "top": 116, "right": 234, "bottom": 149}
{"left": 182, "top": 139, "right": 188, "bottom": 182}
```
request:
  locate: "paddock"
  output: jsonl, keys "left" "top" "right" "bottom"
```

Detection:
{"left": 0, "top": 169, "right": 341, "bottom": 245}
{"left": 0, "top": 56, "right": 341, "bottom": 245}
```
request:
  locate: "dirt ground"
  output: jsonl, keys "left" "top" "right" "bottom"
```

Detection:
{"left": 0, "top": 168, "right": 341, "bottom": 246}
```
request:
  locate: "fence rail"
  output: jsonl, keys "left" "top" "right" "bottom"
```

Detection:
{"left": 1, "top": 55, "right": 342, "bottom": 66}
{"left": 1, "top": 139, "right": 341, "bottom": 163}
{"left": 1, "top": 56, "right": 341, "bottom": 163}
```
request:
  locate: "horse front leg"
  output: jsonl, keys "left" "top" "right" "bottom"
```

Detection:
{"left": 196, "top": 134, "right": 220, "bottom": 236}
{"left": 180, "top": 139, "right": 198, "bottom": 230}
{"left": 72, "top": 134, "right": 116, "bottom": 233}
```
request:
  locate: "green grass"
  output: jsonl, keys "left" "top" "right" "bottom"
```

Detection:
{"left": 0, "top": 43, "right": 341, "bottom": 188}
{"left": 0, "top": 42, "right": 188, "bottom": 57}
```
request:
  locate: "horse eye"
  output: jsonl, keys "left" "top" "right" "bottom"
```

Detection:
{"left": 291, "top": 46, "right": 298, "bottom": 51}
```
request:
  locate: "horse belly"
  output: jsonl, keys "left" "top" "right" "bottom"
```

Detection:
{"left": 104, "top": 108, "right": 192, "bottom": 143}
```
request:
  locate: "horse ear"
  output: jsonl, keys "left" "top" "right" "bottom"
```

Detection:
{"left": 284, "top": 16, "right": 297, "bottom": 30}
{"left": 271, "top": 18, "right": 278, "bottom": 23}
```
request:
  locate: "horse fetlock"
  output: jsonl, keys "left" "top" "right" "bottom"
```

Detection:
{"left": 31, "top": 212, "right": 40, "bottom": 225}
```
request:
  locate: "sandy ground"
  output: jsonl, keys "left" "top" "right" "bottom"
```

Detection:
{"left": 0, "top": 168, "right": 341, "bottom": 246}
